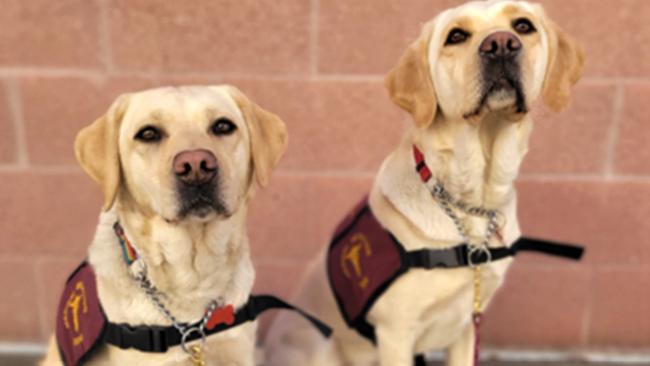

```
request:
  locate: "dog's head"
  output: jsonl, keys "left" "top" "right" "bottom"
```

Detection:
{"left": 75, "top": 86, "right": 287, "bottom": 222}
{"left": 386, "top": 0, "right": 585, "bottom": 127}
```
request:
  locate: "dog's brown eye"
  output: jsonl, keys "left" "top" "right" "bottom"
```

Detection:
{"left": 135, "top": 126, "right": 163, "bottom": 143}
{"left": 211, "top": 118, "right": 237, "bottom": 136}
{"left": 513, "top": 18, "right": 536, "bottom": 35}
{"left": 445, "top": 28, "right": 470, "bottom": 45}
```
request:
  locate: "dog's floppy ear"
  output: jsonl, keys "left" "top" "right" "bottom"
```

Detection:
{"left": 229, "top": 86, "right": 288, "bottom": 187}
{"left": 385, "top": 26, "right": 436, "bottom": 129}
{"left": 541, "top": 18, "right": 585, "bottom": 112}
{"left": 74, "top": 94, "right": 130, "bottom": 211}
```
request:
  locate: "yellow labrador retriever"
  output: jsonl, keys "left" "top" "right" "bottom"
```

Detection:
{"left": 41, "top": 85, "right": 287, "bottom": 365}
{"left": 265, "top": 1, "right": 584, "bottom": 365}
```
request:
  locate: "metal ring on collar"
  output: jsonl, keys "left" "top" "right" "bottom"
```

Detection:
{"left": 468, "top": 246, "right": 492, "bottom": 267}
{"left": 180, "top": 326, "right": 206, "bottom": 354}
{"left": 433, "top": 182, "right": 444, "bottom": 196}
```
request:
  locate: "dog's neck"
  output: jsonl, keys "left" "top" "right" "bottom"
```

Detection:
{"left": 88, "top": 201, "right": 254, "bottom": 324}
{"left": 374, "top": 112, "right": 533, "bottom": 246}
{"left": 120, "top": 204, "right": 251, "bottom": 293}
{"left": 418, "top": 112, "right": 533, "bottom": 208}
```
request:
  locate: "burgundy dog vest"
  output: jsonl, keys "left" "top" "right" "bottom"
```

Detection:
{"left": 326, "top": 196, "right": 584, "bottom": 343}
{"left": 56, "top": 261, "right": 331, "bottom": 366}
{"left": 56, "top": 262, "right": 106, "bottom": 366}
{"left": 55, "top": 223, "right": 332, "bottom": 366}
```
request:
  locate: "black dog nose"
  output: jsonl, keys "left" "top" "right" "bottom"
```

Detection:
{"left": 479, "top": 31, "right": 522, "bottom": 58}
{"left": 173, "top": 149, "right": 217, "bottom": 184}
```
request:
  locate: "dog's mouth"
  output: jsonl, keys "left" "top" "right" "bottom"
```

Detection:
{"left": 177, "top": 182, "right": 230, "bottom": 220}
{"left": 464, "top": 62, "right": 527, "bottom": 121}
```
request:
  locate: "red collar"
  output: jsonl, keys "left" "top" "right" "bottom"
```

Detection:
{"left": 413, "top": 145, "right": 432, "bottom": 183}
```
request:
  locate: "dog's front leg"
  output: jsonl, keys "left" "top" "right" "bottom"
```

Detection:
{"left": 375, "top": 324, "right": 417, "bottom": 366}
{"left": 446, "top": 323, "right": 475, "bottom": 366}
{"left": 204, "top": 322, "right": 257, "bottom": 366}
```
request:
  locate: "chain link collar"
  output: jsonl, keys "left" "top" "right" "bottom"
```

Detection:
{"left": 430, "top": 181, "right": 502, "bottom": 266}
{"left": 114, "top": 222, "right": 220, "bottom": 358}
{"left": 132, "top": 262, "right": 221, "bottom": 354}
{"left": 412, "top": 144, "right": 503, "bottom": 264}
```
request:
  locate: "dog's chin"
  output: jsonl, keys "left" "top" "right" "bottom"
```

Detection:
{"left": 183, "top": 204, "right": 217, "bottom": 220}
{"left": 464, "top": 82, "right": 527, "bottom": 123}
{"left": 486, "top": 89, "right": 517, "bottom": 111}
{"left": 177, "top": 200, "right": 231, "bottom": 222}
{"left": 162, "top": 194, "right": 231, "bottom": 224}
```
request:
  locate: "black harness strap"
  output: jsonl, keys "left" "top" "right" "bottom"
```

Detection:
{"left": 509, "top": 237, "right": 584, "bottom": 260}
{"left": 405, "top": 236, "right": 584, "bottom": 270}
{"left": 406, "top": 237, "right": 583, "bottom": 366}
{"left": 343, "top": 236, "right": 584, "bottom": 345}
{"left": 104, "top": 295, "right": 332, "bottom": 353}
{"left": 414, "top": 354, "right": 427, "bottom": 366}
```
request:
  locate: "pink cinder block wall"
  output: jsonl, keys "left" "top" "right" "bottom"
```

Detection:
{"left": 0, "top": 0, "right": 648, "bottom": 349}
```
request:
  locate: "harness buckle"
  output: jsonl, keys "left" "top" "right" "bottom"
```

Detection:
{"left": 421, "top": 247, "right": 465, "bottom": 269}
{"left": 150, "top": 327, "right": 168, "bottom": 352}
{"left": 114, "top": 324, "right": 168, "bottom": 352}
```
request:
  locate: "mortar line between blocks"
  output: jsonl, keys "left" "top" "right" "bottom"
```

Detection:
{"left": 602, "top": 83, "right": 625, "bottom": 178}
{"left": 32, "top": 259, "right": 50, "bottom": 341}
{"left": 0, "top": 68, "right": 649, "bottom": 86}
{"left": 0, "top": 255, "right": 84, "bottom": 263}
{"left": 518, "top": 173, "right": 650, "bottom": 183}
{"left": 582, "top": 76, "right": 650, "bottom": 85}
{"left": 98, "top": 0, "right": 114, "bottom": 73}
{"left": 5, "top": 79, "right": 29, "bottom": 167}
{"left": 0, "top": 67, "right": 106, "bottom": 79}
{"left": 275, "top": 170, "right": 376, "bottom": 179}
{"left": 0, "top": 342, "right": 47, "bottom": 355}
{"left": 0, "top": 165, "right": 82, "bottom": 173}
{"left": 579, "top": 266, "right": 595, "bottom": 347}
{"left": 0, "top": 68, "right": 385, "bottom": 83}
{"left": 309, "top": 0, "right": 320, "bottom": 75}
{"left": 0, "top": 166, "right": 648, "bottom": 182}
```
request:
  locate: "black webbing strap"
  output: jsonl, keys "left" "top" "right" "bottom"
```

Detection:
{"left": 414, "top": 354, "right": 427, "bottom": 366}
{"left": 508, "top": 237, "right": 584, "bottom": 260}
{"left": 405, "top": 236, "right": 584, "bottom": 270}
{"left": 245, "top": 295, "right": 333, "bottom": 338}
{"left": 104, "top": 294, "right": 331, "bottom": 353}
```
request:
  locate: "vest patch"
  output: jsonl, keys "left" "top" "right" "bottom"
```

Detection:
{"left": 326, "top": 196, "right": 585, "bottom": 344}
{"left": 56, "top": 262, "right": 107, "bottom": 366}
{"left": 327, "top": 197, "right": 406, "bottom": 341}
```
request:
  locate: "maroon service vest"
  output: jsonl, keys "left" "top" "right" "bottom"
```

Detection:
{"left": 326, "top": 196, "right": 585, "bottom": 343}
{"left": 328, "top": 147, "right": 584, "bottom": 362}
{"left": 327, "top": 196, "right": 409, "bottom": 342}
{"left": 54, "top": 260, "right": 332, "bottom": 366}
{"left": 56, "top": 262, "right": 107, "bottom": 366}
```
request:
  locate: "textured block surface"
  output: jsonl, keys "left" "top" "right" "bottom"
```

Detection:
{"left": 0, "top": 0, "right": 647, "bottom": 352}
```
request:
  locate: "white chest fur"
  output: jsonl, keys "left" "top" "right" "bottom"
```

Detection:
{"left": 367, "top": 117, "right": 533, "bottom": 350}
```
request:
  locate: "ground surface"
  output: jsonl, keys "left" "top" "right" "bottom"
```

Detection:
{"left": 432, "top": 364, "right": 625, "bottom": 366}
{"left": 1, "top": 354, "right": 630, "bottom": 366}
{"left": 1, "top": 355, "right": 40, "bottom": 366}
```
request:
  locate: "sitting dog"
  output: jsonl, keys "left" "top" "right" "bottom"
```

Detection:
{"left": 265, "top": 1, "right": 584, "bottom": 365}
{"left": 41, "top": 85, "right": 288, "bottom": 366}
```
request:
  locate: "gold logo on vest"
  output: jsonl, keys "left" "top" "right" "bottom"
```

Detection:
{"left": 341, "top": 233, "right": 373, "bottom": 289}
{"left": 63, "top": 281, "right": 89, "bottom": 346}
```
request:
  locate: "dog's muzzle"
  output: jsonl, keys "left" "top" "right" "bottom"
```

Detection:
{"left": 477, "top": 31, "right": 527, "bottom": 114}
{"left": 173, "top": 149, "right": 224, "bottom": 218}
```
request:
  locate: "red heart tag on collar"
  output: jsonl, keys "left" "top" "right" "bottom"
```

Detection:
{"left": 206, "top": 304, "right": 235, "bottom": 330}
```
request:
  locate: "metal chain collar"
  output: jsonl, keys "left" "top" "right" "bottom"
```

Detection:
{"left": 431, "top": 182, "right": 501, "bottom": 266}
{"left": 132, "top": 261, "right": 220, "bottom": 354}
